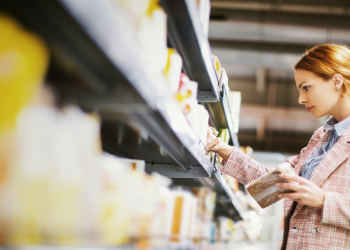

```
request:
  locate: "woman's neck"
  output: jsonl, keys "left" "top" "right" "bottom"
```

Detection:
{"left": 331, "top": 96, "right": 350, "bottom": 122}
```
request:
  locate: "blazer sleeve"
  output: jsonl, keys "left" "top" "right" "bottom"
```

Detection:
{"left": 321, "top": 192, "right": 350, "bottom": 230}
{"left": 219, "top": 127, "right": 324, "bottom": 185}
{"left": 219, "top": 147, "right": 271, "bottom": 185}
{"left": 219, "top": 147, "right": 305, "bottom": 186}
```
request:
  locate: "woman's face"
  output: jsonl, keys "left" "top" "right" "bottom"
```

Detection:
{"left": 295, "top": 69, "right": 341, "bottom": 119}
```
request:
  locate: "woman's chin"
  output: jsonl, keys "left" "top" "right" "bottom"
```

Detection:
{"left": 311, "top": 112, "right": 324, "bottom": 119}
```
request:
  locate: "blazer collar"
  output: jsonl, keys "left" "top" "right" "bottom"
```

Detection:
{"left": 342, "top": 124, "right": 350, "bottom": 143}
{"left": 324, "top": 115, "right": 350, "bottom": 137}
{"left": 294, "top": 119, "right": 350, "bottom": 177}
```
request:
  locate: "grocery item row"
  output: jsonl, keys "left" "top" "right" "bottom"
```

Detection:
{"left": 0, "top": 100, "right": 208, "bottom": 246}
{"left": 0, "top": 98, "right": 257, "bottom": 247}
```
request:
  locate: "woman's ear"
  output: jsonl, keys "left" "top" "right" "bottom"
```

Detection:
{"left": 333, "top": 74, "right": 344, "bottom": 90}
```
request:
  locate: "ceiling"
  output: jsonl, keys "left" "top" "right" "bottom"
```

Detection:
{"left": 208, "top": 0, "right": 350, "bottom": 154}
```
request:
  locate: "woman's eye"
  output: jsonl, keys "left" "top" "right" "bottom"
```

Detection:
{"left": 304, "top": 86, "right": 310, "bottom": 91}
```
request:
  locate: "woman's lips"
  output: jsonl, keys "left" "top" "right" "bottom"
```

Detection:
{"left": 306, "top": 106, "right": 314, "bottom": 112}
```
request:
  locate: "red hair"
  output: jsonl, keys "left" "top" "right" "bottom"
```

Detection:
{"left": 294, "top": 44, "right": 350, "bottom": 97}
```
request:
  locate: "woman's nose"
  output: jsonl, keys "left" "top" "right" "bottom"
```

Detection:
{"left": 298, "top": 94, "right": 306, "bottom": 104}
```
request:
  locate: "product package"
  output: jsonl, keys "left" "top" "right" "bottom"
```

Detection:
{"left": 219, "top": 68, "right": 228, "bottom": 92}
{"left": 246, "top": 162, "right": 296, "bottom": 208}
{"left": 168, "top": 190, "right": 197, "bottom": 245}
{"left": 211, "top": 55, "right": 222, "bottom": 81}
{"left": 228, "top": 91, "right": 241, "bottom": 134}
{"left": 197, "top": 0, "right": 211, "bottom": 37}
{"left": 0, "top": 15, "right": 49, "bottom": 137}
{"left": 163, "top": 48, "right": 183, "bottom": 95}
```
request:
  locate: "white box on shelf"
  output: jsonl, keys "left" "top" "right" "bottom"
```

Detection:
{"left": 228, "top": 91, "right": 241, "bottom": 133}
{"left": 197, "top": 0, "right": 211, "bottom": 38}
{"left": 211, "top": 55, "right": 222, "bottom": 81}
{"left": 219, "top": 68, "right": 229, "bottom": 92}
{"left": 137, "top": 7, "right": 168, "bottom": 74}
{"left": 115, "top": 157, "right": 146, "bottom": 172}
{"left": 164, "top": 48, "right": 183, "bottom": 95}
{"left": 197, "top": 104, "right": 210, "bottom": 145}
{"left": 168, "top": 190, "right": 198, "bottom": 245}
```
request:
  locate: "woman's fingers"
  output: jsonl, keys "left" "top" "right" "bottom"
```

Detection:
{"left": 276, "top": 182, "right": 302, "bottom": 192}
{"left": 278, "top": 192, "right": 303, "bottom": 201}
{"left": 275, "top": 173, "right": 325, "bottom": 208}
{"left": 207, "top": 128, "right": 218, "bottom": 144}
{"left": 278, "top": 173, "right": 307, "bottom": 184}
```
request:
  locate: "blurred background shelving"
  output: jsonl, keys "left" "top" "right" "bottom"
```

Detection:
{"left": 208, "top": 0, "right": 350, "bottom": 153}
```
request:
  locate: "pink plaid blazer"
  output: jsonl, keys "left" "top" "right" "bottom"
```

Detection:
{"left": 220, "top": 125, "right": 350, "bottom": 250}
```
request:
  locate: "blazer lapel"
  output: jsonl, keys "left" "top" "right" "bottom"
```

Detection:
{"left": 294, "top": 129, "right": 327, "bottom": 175}
{"left": 285, "top": 129, "right": 326, "bottom": 216}
{"left": 292, "top": 126, "right": 350, "bottom": 217}
{"left": 309, "top": 128, "right": 350, "bottom": 187}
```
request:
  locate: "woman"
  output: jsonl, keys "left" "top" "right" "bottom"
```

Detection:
{"left": 208, "top": 44, "right": 350, "bottom": 250}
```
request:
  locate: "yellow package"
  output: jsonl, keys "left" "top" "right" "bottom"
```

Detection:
{"left": 0, "top": 15, "right": 49, "bottom": 136}
{"left": 0, "top": 14, "right": 48, "bottom": 246}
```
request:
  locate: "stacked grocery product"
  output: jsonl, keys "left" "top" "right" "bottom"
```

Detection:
{"left": 108, "top": 0, "right": 177, "bottom": 97}
{"left": 215, "top": 213, "right": 262, "bottom": 243}
{"left": 164, "top": 48, "right": 183, "bottom": 96}
{"left": 216, "top": 217, "right": 244, "bottom": 242}
{"left": 0, "top": 99, "right": 169, "bottom": 246}
{"left": 107, "top": 0, "right": 211, "bottom": 147}
{"left": 0, "top": 12, "right": 200, "bottom": 248}
{"left": 211, "top": 54, "right": 242, "bottom": 134}
{"left": 107, "top": 0, "right": 168, "bottom": 75}
{"left": 0, "top": 14, "right": 49, "bottom": 245}
{"left": 223, "top": 174, "right": 239, "bottom": 194}
{"left": 228, "top": 91, "right": 242, "bottom": 134}
{"left": 192, "top": 188, "right": 216, "bottom": 244}
{"left": 218, "top": 128, "right": 230, "bottom": 144}
{"left": 0, "top": 90, "right": 221, "bottom": 248}
{"left": 0, "top": 14, "right": 49, "bottom": 140}
{"left": 196, "top": 0, "right": 211, "bottom": 38}
{"left": 167, "top": 189, "right": 197, "bottom": 246}
{"left": 176, "top": 73, "right": 210, "bottom": 144}
{"left": 212, "top": 55, "right": 229, "bottom": 93}
{"left": 212, "top": 55, "right": 222, "bottom": 81}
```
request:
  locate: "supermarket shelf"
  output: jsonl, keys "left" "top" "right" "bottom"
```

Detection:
{"left": 204, "top": 88, "right": 240, "bottom": 148}
{"left": 0, "top": 0, "right": 213, "bottom": 178}
{"left": 213, "top": 168, "right": 248, "bottom": 221}
{"left": 169, "top": 155, "right": 247, "bottom": 221}
{"left": 161, "top": 0, "right": 220, "bottom": 102}
{"left": 0, "top": 245, "right": 200, "bottom": 250}
{"left": 198, "top": 156, "right": 248, "bottom": 221}
{"left": 0, "top": 247, "right": 108, "bottom": 250}
{"left": 0, "top": 243, "right": 271, "bottom": 250}
{"left": 231, "top": 132, "right": 240, "bottom": 149}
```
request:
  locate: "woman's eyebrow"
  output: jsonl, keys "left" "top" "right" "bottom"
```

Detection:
{"left": 298, "top": 81, "right": 307, "bottom": 89}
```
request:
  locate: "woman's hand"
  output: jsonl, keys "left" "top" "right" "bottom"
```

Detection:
{"left": 276, "top": 174, "right": 325, "bottom": 209}
{"left": 206, "top": 128, "right": 234, "bottom": 162}
{"left": 207, "top": 128, "right": 221, "bottom": 152}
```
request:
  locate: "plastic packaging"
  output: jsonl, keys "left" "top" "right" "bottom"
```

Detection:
{"left": 246, "top": 162, "right": 296, "bottom": 208}
{"left": 0, "top": 15, "right": 49, "bottom": 137}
